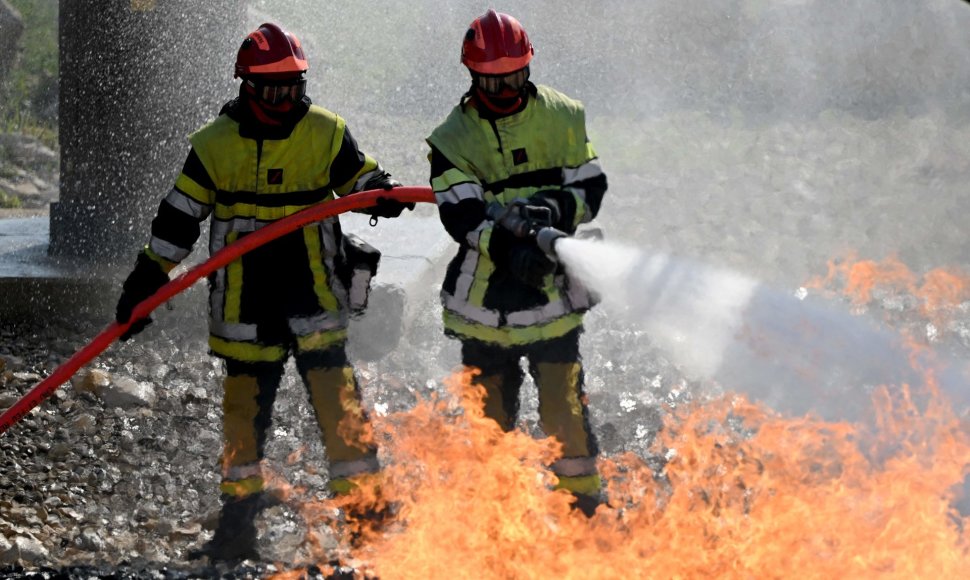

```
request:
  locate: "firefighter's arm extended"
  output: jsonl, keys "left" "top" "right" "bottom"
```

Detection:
{"left": 431, "top": 146, "right": 556, "bottom": 285}
{"left": 514, "top": 137, "right": 609, "bottom": 275}
{"left": 527, "top": 158, "right": 608, "bottom": 235}
{"left": 331, "top": 124, "right": 412, "bottom": 221}
{"left": 115, "top": 148, "right": 215, "bottom": 340}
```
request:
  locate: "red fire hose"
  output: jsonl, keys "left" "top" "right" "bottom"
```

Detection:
{"left": 0, "top": 186, "right": 435, "bottom": 435}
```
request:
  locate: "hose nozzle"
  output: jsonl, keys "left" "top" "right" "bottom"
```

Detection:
{"left": 536, "top": 227, "right": 567, "bottom": 261}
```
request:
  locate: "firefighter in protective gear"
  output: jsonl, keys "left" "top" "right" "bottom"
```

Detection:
{"left": 114, "top": 22, "right": 408, "bottom": 561}
{"left": 427, "top": 10, "right": 609, "bottom": 516}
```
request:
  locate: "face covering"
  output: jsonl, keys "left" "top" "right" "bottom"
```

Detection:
{"left": 473, "top": 67, "right": 530, "bottom": 115}
{"left": 242, "top": 77, "right": 307, "bottom": 125}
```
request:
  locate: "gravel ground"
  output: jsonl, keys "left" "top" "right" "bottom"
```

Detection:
{"left": 0, "top": 286, "right": 680, "bottom": 578}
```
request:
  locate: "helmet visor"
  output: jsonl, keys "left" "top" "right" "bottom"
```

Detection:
{"left": 248, "top": 77, "right": 307, "bottom": 105}
{"left": 475, "top": 67, "right": 529, "bottom": 97}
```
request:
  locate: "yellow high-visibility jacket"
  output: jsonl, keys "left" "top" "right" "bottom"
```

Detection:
{"left": 427, "top": 84, "right": 608, "bottom": 346}
{"left": 146, "top": 98, "right": 385, "bottom": 361}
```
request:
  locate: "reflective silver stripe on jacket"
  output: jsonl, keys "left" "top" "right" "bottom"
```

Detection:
{"left": 329, "top": 455, "right": 380, "bottom": 480}
{"left": 209, "top": 215, "right": 338, "bottom": 241}
{"left": 443, "top": 286, "right": 574, "bottom": 328}
{"left": 464, "top": 221, "right": 489, "bottom": 257}
{"left": 210, "top": 320, "right": 259, "bottom": 341}
{"left": 209, "top": 268, "right": 226, "bottom": 323}
{"left": 563, "top": 159, "right": 604, "bottom": 188}
{"left": 563, "top": 160, "right": 604, "bottom": 224}
{"left": 443, "top": 292, "right": 501, "bottom": 326}
{"left": 550, "top": 456, "right": 598, "bottom": 478}
{"left": 149, "top": 190, "right": 212, "bottom": 261}
{"left": 210, "top": 218, "right": 258, "bottom": 241}
{"left": 444, "top": 269, "right": 591, "bottom": 329}
{"left": 165, "top": 188, "right": 212, "bottom": 219}
{"left": 287, "top": 311, "right": 348, "bottom": 336}
{"left": 209, "top": 311, "right": 348, "bottom": 342}
{"left": 505, "top": 296, "right": 576, "bottom": 327}
{"left": 436, "top": 181, "right": 484, "bottom": 206}
{"left": 452, "top": 250, "right": 482, "bottom": 303}
{"left": 149, "top": 237, "right": 191, "bottom": 263}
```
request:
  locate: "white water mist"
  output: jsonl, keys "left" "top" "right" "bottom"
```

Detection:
{"left": 557, "top": 237, "right": 970, "bottom": 421}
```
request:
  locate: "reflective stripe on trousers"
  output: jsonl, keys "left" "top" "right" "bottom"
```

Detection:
{"left": 460, "top": 329, "right": 600, "bottom": 484}
{"left": 219, "top": 346, "right": 379, "bottom": 498}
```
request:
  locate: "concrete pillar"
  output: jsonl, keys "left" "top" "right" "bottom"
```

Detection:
{"left": 0, "top": 0, "right": 24, "bottom": 88}
{"left": 50, "top": 0, "right": 245, "bottom": 261}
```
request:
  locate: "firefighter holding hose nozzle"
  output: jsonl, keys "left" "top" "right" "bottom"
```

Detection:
{"left": 114, "top": 22, "right": 410, "bottom": 562}
{"left": 427, "top": 10, "right": 609, "bottom": 516}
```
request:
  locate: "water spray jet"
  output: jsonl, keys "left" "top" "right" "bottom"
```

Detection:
{"left": 556, "top": 237, "right": 970, "bottom": 422}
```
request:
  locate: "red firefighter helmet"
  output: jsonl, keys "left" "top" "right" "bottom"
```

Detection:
{"left": 461, "top": 10, "right": 534, "bottom": 75}
{"left": 234, "top": 23, "right": 308, "bottom": 79}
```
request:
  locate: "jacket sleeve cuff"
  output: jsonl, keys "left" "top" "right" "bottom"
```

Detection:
{"left": 143, "top": 246, "right": 178, "bottom": 274}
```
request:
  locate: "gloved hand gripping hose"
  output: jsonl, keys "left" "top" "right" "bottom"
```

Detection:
{"left": 360, "top": 170, "right": 414, "bottom": 224}
{"left": 488, "top": 201, "right": 566, "bottom": 285}
{"left": 0, "top": 186, "right": 435, "bottom": 436}
{"left": 487, "top": 199, "right": 553, "bottom": 238}
{"left": 115, "top": 251, "right": 171, "bottom": 341}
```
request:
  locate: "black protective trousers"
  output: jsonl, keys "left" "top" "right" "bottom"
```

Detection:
{"left": 460, "top": 328, "right": 601, "bottom": 494}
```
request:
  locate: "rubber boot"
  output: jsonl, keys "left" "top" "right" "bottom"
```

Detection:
{"left": 340, "top": 485, "right": 398, "bottom": 548}
{"left": 346, "top": 502, "right": 398, "bottom": 548}
{"left": 570, "top": 492, "right": 605, "bottom": 518}
{"left": 192, "top": 494, "right": 263, "bottom": 562}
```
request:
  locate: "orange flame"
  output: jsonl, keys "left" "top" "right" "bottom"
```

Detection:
{"left": 808, "top": 254, "right": 970, "bottom": 326}
{"left": 920, "top": 268, "right": 970, "bottom": 315}
{"left": 267, "top": 366, "right": 970, "bottom": 578}
{"left": 809, "top": 254, "right": 917, "bottom": 305}
{"left": 337, "top": 385, "right": 376, "bottom": 451}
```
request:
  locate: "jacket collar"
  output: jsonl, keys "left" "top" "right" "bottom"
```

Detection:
{"left": 461, "top": 82, "right": 537, "bottom": 120}
{"left": 220, "top": 94, "right": 312, "bottom": 140}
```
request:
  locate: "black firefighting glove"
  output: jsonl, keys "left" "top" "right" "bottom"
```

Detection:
{"left": 528, "top": 190, "right": 572, "bottom": 232}
{"left": 115, "top": 251, "right": 170, "bottom": 341}
{"left": 507, "top": 240, "right": 556, "bottom": 287}
{"left": 362, "top": 171, "right": 414, "bottom": 220}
